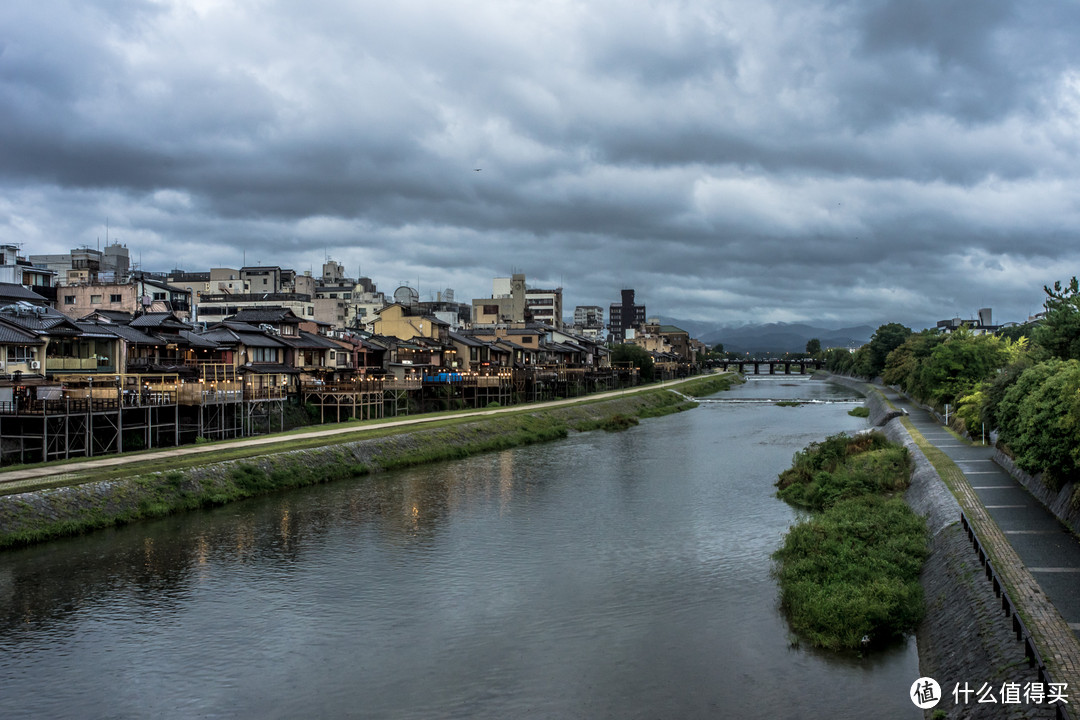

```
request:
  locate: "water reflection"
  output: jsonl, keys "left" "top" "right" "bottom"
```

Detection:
{"left": 0, "top": 378, "right": 919, "bottom": 719}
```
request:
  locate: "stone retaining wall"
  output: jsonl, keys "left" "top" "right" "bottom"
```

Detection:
{"left": 827, "top": 375, "right": 1056, "bottom": 716}
{"left": 993, "top": 451, "right": 1080, "bottom": 538}
{"left": 884, "top": 418, "right": 1058, "bottom": 718}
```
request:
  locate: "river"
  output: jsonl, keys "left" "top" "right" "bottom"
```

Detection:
{"left": 0, "top": 375, "right": 920, "bottom": 719}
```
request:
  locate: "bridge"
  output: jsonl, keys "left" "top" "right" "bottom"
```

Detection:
{"left": 711, "top": 359, "right": 824, "bottom": 375}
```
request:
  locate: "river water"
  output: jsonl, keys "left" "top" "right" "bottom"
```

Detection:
{"left": 0, "top": 376, "right": 920, "bottom": 719}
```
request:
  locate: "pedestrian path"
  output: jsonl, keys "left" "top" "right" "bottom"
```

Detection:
{"left": 880, "top": 386, "right": 1080, "bottom": 703}
{"left": 0, "top": 376, "right": 707, "bottom": 487}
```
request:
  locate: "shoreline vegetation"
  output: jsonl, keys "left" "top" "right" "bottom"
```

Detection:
{"left": 0, "top": 374, "right": 734, "bottom": 549}
{"left": 773, "top": 432, "right": 929, "bottom": 651}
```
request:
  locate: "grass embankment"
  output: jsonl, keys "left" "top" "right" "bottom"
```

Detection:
{"left": 0, "top": 375, "right": 734, "bottom": 549}
{"left": 773, "top": 432, "right": 928, "bottom": 651}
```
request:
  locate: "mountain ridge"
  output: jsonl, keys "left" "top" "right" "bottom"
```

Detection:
{"left": 654, "top": 317, "right": 876, "bottom": 354}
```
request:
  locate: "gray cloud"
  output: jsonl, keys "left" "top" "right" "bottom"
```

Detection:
{"left": 2, "top": 0, "right": 1079, "bottom": 329}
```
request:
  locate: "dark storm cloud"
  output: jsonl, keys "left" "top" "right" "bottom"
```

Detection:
{"left": 2, "top": 0, "right": 1079, "bottom": 327}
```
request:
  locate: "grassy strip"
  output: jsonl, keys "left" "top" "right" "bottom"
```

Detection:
{"left": 773, "top": 431, "right": 927, "bottom": 651}
{"left": 776, "top": 433, "right": 911, "bottom": 511}
{"left": 675, "top": 374, "right": 737, "bottom": 397}
{"left": 848, "top": 406, "right": 870, "bottom": 418}
{"left": 0, "top": 412, "right": 571, "bottom": 548}
{"left": 1, "top": 374, "right": 731, "bottom": 492}
{"left": 773, "top": 495, "right": 928, "bottom": 650}
{"left": 0, "top": 379, "right": 725, "bottom": 548}
{"left": 900, "top": 418, "right": 1037, "bottom": 633}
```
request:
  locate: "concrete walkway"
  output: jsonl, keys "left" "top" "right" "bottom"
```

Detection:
{"left": 0, "top": 376, "right": 707, "bottom": 486}
{"left": 881, "top": 385, "right": 1080, "bottom": 702}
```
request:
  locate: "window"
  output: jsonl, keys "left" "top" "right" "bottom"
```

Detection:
{"left": 64, "top": 295, "right": 76, "bottom": 304}
{"left": 110, "top": 294, "right": 122, "bottom": 303}
{"left": 521, "top": 336, "right": 534, "bottom": 344}
{"left": 262, "top": 278, "right": 268, "bottom": 285}
{"left": 250, "top": 347, "right": 278, "bottom": 363}
{"left": 483, "top": 304, "right": 499, "bottom": 315}
{"left": 153, "top": 292, "right": 166, "bottom": 301}
{"left": 90, "top": 295, "right": 102, "bottom": 304}
{"left": 306, "top": 307, "right": 314, "bottom": 316}
{"left": 6, "top": 347, "right": 33, "bottom": 363}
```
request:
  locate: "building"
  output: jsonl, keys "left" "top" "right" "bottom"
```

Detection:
{"left": 573, "top": 305, "right": 604, "bottom": 341}
{"left": 0, "top": 245, "right": 58, "bottom": 296}
{"left": 55, "top": 274, "right": 192, "bottom": 322}
{"left": 609, "top": 289, "right": 646, "bottom": 344}
{"left": 936, "top": 308, "right": 998, "bottom": 336}
{"left": 472, "top": 273, "right": 526, "bottom": 325}
{"left": 196, "top": 292, "right": 316, "bottom": 323}
{"left": 29, "top": 243, "right": 130, "bottom": 285}
{"left": 634, "top": 322, "right": 692, "bottom": 361}
{"left": 370, "top": 303, "right": 450, "bottom": 344}
{"left": 525, "top": 286, "right": 564, "bottom": 328}
{"left": 240, "top": 266, "right": 286, "bottom": 293}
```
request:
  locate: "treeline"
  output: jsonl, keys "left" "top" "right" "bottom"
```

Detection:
{"left": 825, "top": 278, "right": 1080, "bottom": 495}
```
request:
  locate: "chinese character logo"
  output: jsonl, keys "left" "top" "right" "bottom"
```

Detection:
{"left": 912, "top": 677, "right": 942, "bottom": 709}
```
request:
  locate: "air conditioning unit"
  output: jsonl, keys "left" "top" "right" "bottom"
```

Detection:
{"left": 30, "top": 361, "right": 41, "bottom": 370}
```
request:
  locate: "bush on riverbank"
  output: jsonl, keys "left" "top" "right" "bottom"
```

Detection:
{"left": 773, "top": 432, "right": 926, "bottom": 651}
{"left": 773, "top": 495, "right": 928, "bottom": 651}
{"left": 775, "top": 432, "right": 911, "bottom": 511}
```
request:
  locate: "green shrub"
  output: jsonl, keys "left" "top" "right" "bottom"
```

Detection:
{"left": 776, "top": 432, "right": 908, "bottom": 511}
{"left": 773, "top": 495, "right": 928, "bottom": 650}
{"left": 847, "top": 406, "right": 870, "bottom": 418}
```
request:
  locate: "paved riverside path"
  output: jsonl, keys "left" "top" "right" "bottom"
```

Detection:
{"left": 0, "top": 376, "right": 708, "bottom": 487}
{"left": 880, "top": 385, "right": 1080, "bottom": 701}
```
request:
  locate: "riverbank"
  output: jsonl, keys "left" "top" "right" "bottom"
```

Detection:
{"left": 826, "top": 375, "right": 1060, "bottom": 718}
{"left": 0, "top": 374, "right": 733, "bottom": 549}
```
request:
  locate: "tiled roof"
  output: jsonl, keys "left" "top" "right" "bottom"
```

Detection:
{"left": 0, "top": 322, "right": 42, "bottom": 344}
{"left": 232, "top": 331, "right": 286, "bottom": 348}
{"left": 228, "top": 307, "right": 300, "bottom": 323}
{"left": 0, "top": 284, "right": 48, "bottom": 303}
{"left": 80, "top": 310, "right": 135, "bottom": 324}
{"left": 178, "top": 330, "right": 219, "bottom": 349}
{"left": 130, "top": 312, "right": 185, "bottom": 329}
{"left": 239, "top": 363, "right": 298, "bottom": 374}
{"left": 95, "top": 323, "right": 164, "bottom": 345}
{"left": 449, "top": 331, "right": 485, "bottom": 347}
{"left": 0, "top": 305, "right": 78, "bottom": 333}
{"left": 73, "top": 322, "right": 125, "bottom": 339}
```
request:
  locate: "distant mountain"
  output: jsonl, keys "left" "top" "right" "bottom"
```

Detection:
{"left": 656, "top": 318, "right": 875, "bottom": 354}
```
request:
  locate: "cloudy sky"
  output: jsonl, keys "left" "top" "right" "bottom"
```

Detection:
{"left": 2, "top": 0, "right": 1079, "bottom": 329}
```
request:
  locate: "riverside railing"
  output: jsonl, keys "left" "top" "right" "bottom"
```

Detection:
{"left": 959, "top": 511, "right": 1074, "bottom": 720}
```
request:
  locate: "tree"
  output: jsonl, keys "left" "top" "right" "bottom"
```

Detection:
{"left": 805, "top": 338, "right": 822, "bottom": 358}
{"left": 712, "top": 343, "right": 724, "bottom": 355}
{"left": 866, "top": 323, "right": 913, "bottom": 378}
{"left": 1033, "top": 277, "right": 1080, "bottom": 360}
{"left": 881, "top": 330, "right": 944, "bottom": 397}
{"left": 998, "top": 359, "right": 1080, "bottom": 489}
{"left": 610, "top": 343, "right": 655, "bottom": 381}
{"left": 916, "top": 328, "right": 1009, "bottom": 407}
